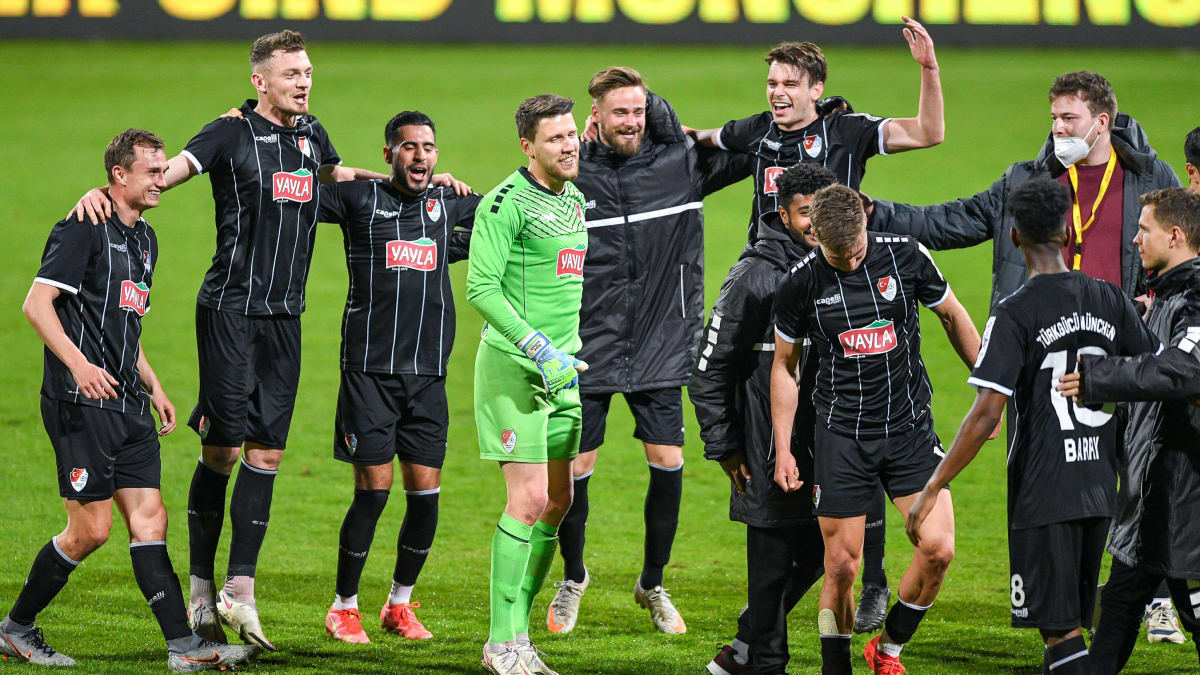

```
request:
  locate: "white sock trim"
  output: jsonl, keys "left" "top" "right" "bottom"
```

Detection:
{"left": 573, "top": 470, "right": 594, "bottom": 481}
{"left": 198, "top": 457, "right": 231, "bottom": 476}
{"left": 1048, "top": 649, "right": 1088, "bottom": 670}
{"left": 50, "top": 536, "right": 80, "bottom": 566}
{"left": 405, "top": 487, "right": 441, "bottom": 496}
{"left": 129, "top": 540, "right": 167, "bottom": 549}
{"left": 648, "top": 461, "right": 684, "bottom": 471}
{"left": 240, "top": 457, "right": 278, "bottom": 475}
{"left": 898, "top": 596, "right": 933, "bottom": 611}
{"left": 819, "top": 633, "right": 853, "bottom": 639}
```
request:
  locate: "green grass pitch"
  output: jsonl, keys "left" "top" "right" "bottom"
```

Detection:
{"left": 0, "top": 40, "right": 1197, "bottom": 673}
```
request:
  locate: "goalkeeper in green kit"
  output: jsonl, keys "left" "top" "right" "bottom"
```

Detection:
{"left": 467, "top": 94, "right": 589, "bottom": 675}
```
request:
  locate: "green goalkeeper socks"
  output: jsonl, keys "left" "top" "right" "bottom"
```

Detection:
{"left": 490, "top": 514, "right": 533, "bottom": 643}
{"left": 514, "top": 520, "right": 558, "bottom": 635}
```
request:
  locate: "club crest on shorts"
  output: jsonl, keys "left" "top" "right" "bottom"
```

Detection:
{"left": 812, "top": 484, "right": 821, "bottom": 507}
{"left": 763, "top": 166, "right": 783, "bottom": 194}
{"left": 501, "top": 429, "right": 517, "bottom": 454}
{"left": 345, "top": 434, "right": 358, "bottom": 455}
{"left": 198, "top": 416, "right": 210, "bottom": 440}
{"left": 877, "top": 275, "right": 898, "bottom": 302}
{"left": 70, "top": 468, "right": 88, "bottom": 492}
{"left": 425, "top": 198, "right": 442, "bottom": 222}
{"left": 804, "top": 133, "right": 823, "bottom": 158}
{"left": 298, "top": 136, "right": 310, "bottom": 157}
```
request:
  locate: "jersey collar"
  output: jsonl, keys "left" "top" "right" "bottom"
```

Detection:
{"left": 519, "top": 167, "right": 566, "bottom": 196}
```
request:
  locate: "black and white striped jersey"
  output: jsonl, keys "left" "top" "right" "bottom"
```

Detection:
{"left": 774, "top": 233, "right": 948, "bottom": 440}
{"left": 318, "top": 180, "right": 476, "bottom": 376}
{"left": 34, "top": 213, "right": 157, "bottom": 414}
{"left": 181, "top": 99, "right": 341, "bottom": 317}
{"left": 716, "top": 110, "right": 890, "bottom": 239}
{"left": 969, "top": 272, "right": 1158, "bottom": 529}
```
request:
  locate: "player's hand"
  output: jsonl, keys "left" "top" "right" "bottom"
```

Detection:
{"left": 718, "top": 453, "right": 750, "bottom": 494}
{"left": 987, "top": 416, "right": 1003, "bottom": 441}
{"left": 68, "top": 187, "right": 111, "bottom": 225}
{"left": 150, "top": 387, "right": 177, "bottom": 436}
{"left": 581, "top": 115, "right": 599, "bottom": 143}
{"left": 71, "top": 362, "right": 120, "bottom": 400}
{"left": 901, "top": 15, "right": 938, "bottom": 70}
{"left": 905, "top": 487, "right": 938, "bottom": 546}
{"left": 681, "top": 125, "right": 698, "bottom": 140}
{"left": 859, "top": 191, "right": 875, "bottom": 219}
{"left": 432, "top": 173, "right": 472, "bottom": 196}
{"left": 220, "top": 108, "right": 243, "bottom": 119}
{"left": 1133, "top": 294, "right": 1152, "bottom": 318}
{"left": 518, "top": 331, "right": 588, "bottom": 396}
{"left": 773, "top": 451, "right": 802, "bottom": 493}
{"left": 1057, "top": 371, "right": 1083, "bottom": 401}
{"left": 816, "top": 95, "right": 853, "bottom": 118}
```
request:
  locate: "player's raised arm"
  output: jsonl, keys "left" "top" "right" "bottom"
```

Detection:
{"left": 906, "top": 387, "right": 1005, "bottom": 545}
{"left": 881, "top": 16, "right": 944, "bottom": 153}
{"left": 67, "top": 152, "right": 195, "bottom": 225}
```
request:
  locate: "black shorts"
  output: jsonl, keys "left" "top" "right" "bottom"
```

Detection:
{"left": 580, "top": 387, "right": 685, "bottom": 453}
{"left": 334, "top": 371, "right": 449, "bottom": 469}
{"left": 1008, "top": 517, "right": 1109, "bottom": 630}
{"left": 41, "top": 396, "right": 160, "bottom": 500}
{"left": 187, "top": 305, "right": 301, "bottom": 449}
{"left": 812, "top": 420, "right": 945, "bottom": 518}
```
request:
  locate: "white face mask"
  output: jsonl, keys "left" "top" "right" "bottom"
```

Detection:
{"left": 1053, "top": 118, "right": 1101, "bottom": 167}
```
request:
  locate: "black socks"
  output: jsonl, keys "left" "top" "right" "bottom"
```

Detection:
{"left": 862, "top": 484, "right": 888, "bottom": 587}
{"left": 8, "top": 539, "right": 77, "bottom": 626}
{"left": 394, "top": 490, "right": 439, "bottom": 587}
{"left": 641, "top": 463, "right": 682, "bottom": 589}
{"left": 187, "top": 460, "right": 229, "bottom": 579}
{"left": 227, "top": 459, "right": 277, "bottom": 578}
{"left": 1044, "top": 636, "right": 1089, "bottom": 674}
{"left": 559, "top": 472, "right": 590, "bottom": 583}
{"left": 335, "top": 489, "right": 390, "bottom": 597}
{"left": 130, "top": 542, "right": 191, "bottom": 642}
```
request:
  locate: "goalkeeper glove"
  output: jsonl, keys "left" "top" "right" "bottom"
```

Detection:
{"left": 518, "top": 331, "right": 588, "bottom": 396}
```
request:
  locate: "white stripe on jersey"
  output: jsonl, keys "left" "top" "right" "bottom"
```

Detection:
{"left": 813, "top": 289, "right": 837, "bottom": 427}
{"left": 264, "top": 135, "right": 287, "bottom": 315}
{"left": 411, "top": 193, "right": 431, "bottom": 375}
{"left": 243, "top": 118, "right": 263, "bottom": 315}
{"left": 117, "top": 232, "right": 131, "bottom": 413}
{"left": 437, "top": 188, "right": 448, "bottom": 376}
{"left": 834, "top": 275, "right": 864, "bottom": 438}
{"left": 860, "top": 255, "right": 892, "bottom": 437}
{"left": 98, "top": 225, "right": 113, "bottom": 410}
{"left": 584, "top": 201, "right": 703, "bottom": 229}
{"left": 218, "top": 157, "right": 242, "bottom": 311}
{"left": 362, "top": 184, "right": 379, "bottom": 372}
{"left": 886, "top": 245, "right": 921, "bottom": 422}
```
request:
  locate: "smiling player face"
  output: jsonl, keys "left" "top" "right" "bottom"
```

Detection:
{"left": 117, "top": 145, "right": 168, "bottom": 213}
{"left": 524, "top": 114, "right": 580, "bottom": 187}
{"left": 593, "top": 85, "right": 646, "bottom": 158}
{"left": 766, "top": 61, "right": 824, "bottom": 131}
{"left": 253, "top": 49, "right": 313, "bottom": 121}
{"left": 779, "top": 194, "right": 819, "bottom": 248}
{"left": 385, "top": 125, "right": 438, "bottom": 196}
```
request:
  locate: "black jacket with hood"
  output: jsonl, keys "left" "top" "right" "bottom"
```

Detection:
{"left": 871, "top": 114, "right": 1180, "bottom": 308}
{"left": 1082, "top": 258, "right": 1200, "bottom": 578}
{"left": 575, "top": 93, "right": 753, "bottom": 394}
{"left": 688, "top": 213, "right": 818, "bottom": 527}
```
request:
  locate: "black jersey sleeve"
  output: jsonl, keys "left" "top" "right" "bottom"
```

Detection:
{"left": 309, "top": 120, "right": 342, "bottom": 169}
{"left": 967, "top": 304, "right": 1023, "bottom": 397}
{"left": 772, "top": 269, "right": 812, "bottom": 343}
{"left": 716, "top": 112, "right": 770, "bottom": 153}
{"left": 181, "top": 118, "right": 244, "bottom": 174}
{"left": 35, "top": 219, "right": 96, "bottom": 295}
{"left": 1115, "top": 287, "right": 1160, "bottom": 356}
{"left": 316, "top": 182, "right": 351, "bottom": 224}
{"left": 448, "top": 192, "right": 480, "bottom": 264}
{"left": 908, "top": 240, "right": 950, "bottom": 307}
{"left": 835, "top": 112, "right": 891, "bottom": 159}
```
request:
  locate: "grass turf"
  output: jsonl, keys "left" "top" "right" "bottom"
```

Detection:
{"left": 1, "top": 40, "right": 1198, "bottom": 673}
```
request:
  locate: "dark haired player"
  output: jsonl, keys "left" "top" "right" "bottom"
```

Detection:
{"left": 691, "top": 163, "right": 835, "bottom": 675}
{"left": 65, "top": 30, "right": 404, "bottom": 650}
{"left": 468, "top": 94, "right": 588, "bottom": 675}
{"left": 1186, "top": 126, "right": 1200, "bottom": 191}
{"left": 1, "top": 129, "right": 258, "bottom": 672}
{"left": 688, "top": 20, "right": 945, "bottom": 630}
{"left": 770, "top": 185, "right": 980, "bottom": 674}
{"left": 316, "top": 111, "right": 476, "bottom": 644}
{"left": 906, "top": 178, "right": 1159, "bottom": 674}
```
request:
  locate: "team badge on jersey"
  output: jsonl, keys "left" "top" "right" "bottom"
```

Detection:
{"left": 556, "top": 244, "right": 586, "bottom": 277}
{"left": 386, "top": 238, "right": 438, "bottom": 272}
{"left": 877, "top": 276, "right": 898, "bottom": 302}
{"left": 345, "top": 434, "right": 358, "bottom": 455}
{"left": 812, "top": 484, "right": 821, "bottom": 507}
{"left": 803, "top": 134, "right": 823, "bottom": 158}
{"left": 143, "top": 250, "right": 152, "bottom": 270}
{"left": 425, "top": 198, "right": 442, "bottom": 222}
{"left": 574, "top": 203, "right": 584, "bottom": 223}
{"left": 70, "top": 468, "right": 88, "bottom": 492}
{"left": 119, "top": 280, "right": 149, "bottom": 316}
{"left": 298, "top": 136, "right": 311, "bottom": 157}
{"left": 763, "top": 166, "right": 784, "bottom": 194}
{"left": 838, "top": 319, "right": 898, "bottom": 357}
{"left": 501, "top": 429, "right": 517, "bottom": 454}
{"left": 272, "top": 169, "right": 313, "bottom": 202}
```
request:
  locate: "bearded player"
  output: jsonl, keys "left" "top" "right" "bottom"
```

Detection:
{"left": 467, "top": 94, "right": 588, "bottom": 675}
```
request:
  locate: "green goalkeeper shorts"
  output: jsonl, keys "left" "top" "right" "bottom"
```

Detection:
{"left": 474, "top": 341, "right": 582, "bottom": 463}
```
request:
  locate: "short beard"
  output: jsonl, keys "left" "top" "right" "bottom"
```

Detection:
{"left": 600, "top": 126, "right": 643, "bottom": 158}
{"left": 538, "top": 157, "right": 578, "bottom": 184}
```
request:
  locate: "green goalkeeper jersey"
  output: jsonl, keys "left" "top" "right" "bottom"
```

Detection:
{"left": 467, "top": 167, "right": 588, "bottom": 357}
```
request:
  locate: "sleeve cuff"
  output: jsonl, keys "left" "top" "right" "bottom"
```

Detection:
{"left": 967, "top": 376, "right": 1013, "bottom": 397}
{"left": 775, "top": 326, "right": 798, "bottom": 343}
{"left": 878, "top": 118, "right": 894, "bottom": 156}
{"left": 923, "top": 286, "right": 951, "bottom": 309}
{"left": 714, "top": 128, "right": 727, "bottom": 151}
{"left": 34, "top": 277, "right": 78, "bottom": 295}
{"left": 180, "top": 150, "right": 203, "bottom": 174}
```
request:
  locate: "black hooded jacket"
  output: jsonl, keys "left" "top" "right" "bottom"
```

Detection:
{"left": 689, "top": 213, "right": 817, "bottom": 527}
{"left": 575, "top": 93, "right": 753, "bottom": 393}
{"left": 871, "top": 114, "right": 1180, "bottom": 308}
{"left": 1081, "top": 258, "right": 1200, "bottom": 578}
